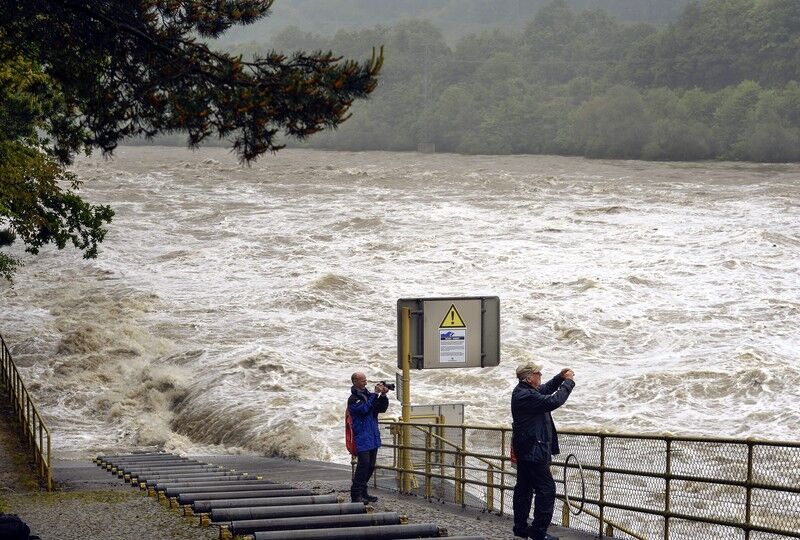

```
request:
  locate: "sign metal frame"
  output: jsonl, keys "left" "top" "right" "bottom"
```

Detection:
{"left": 396, "top": 296, "right": 500, "bottom": 369}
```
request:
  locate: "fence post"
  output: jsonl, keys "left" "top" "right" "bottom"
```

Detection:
{"left": 39, "top": 423, "right": 44, "bottom": 478}
{"left": 46, "top": 433, "right": 52, "bottom": 491}
{"left": 393, "top": 424, "right": 401, "bottom": 491}
{"left": 400, "top": 307, "right": 412, "bottom": 494}
{"left": 425, "top": 429, "right": 432, "bottom": 499}
{"left": 745, "top": 441, "right": 754, "bottom": 540}
{"left": 460, "top": 426, "right": 467, "bottom": 507}
{"left": 665, "top": 438, "right": 672, "bottom": 540}
{"left": 599, "top": 433, "right": 606, "bottom": 539}
{"left": 486, "top": 464, "right": 494, "bottom": 511}
{"left": 500, "top": 429, "right": 507, "bottom": 515}
{"left": 26, "top": 393, "right": 32, "bottom": 442}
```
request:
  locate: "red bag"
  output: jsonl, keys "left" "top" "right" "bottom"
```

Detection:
{"left": 345, "top": 409, "right": 357, "bottom": 456}
{"left": 510, "top": 443, "right": 518, "bottom": 468}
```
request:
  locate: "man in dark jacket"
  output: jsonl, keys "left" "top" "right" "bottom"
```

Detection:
{"left": 348, "top": 372, "right": 390, "bottom": 503}
{"left": 511, "top": 361, "right": 575, "bottom": 540}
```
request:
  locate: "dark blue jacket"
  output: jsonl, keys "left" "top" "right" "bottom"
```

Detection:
{"left": 348, "top": 386, "right": 389, "bottom": 453}
{"left": 511, "top": 375, "right": 574, "bottom": 463}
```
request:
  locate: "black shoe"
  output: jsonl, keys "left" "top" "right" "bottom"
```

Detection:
{"left": 513, "top": 527, "right": 529, "bottom": 538}
{"left": 529, "top": 532, "right": 559, "bottom": 540}
{"left": 351, "top": 496, "right": 371, "bottom": 504}
{"left": 362, "top": 493, "right": 378, "bottom": 502}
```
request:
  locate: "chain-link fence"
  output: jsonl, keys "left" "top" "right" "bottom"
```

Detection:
{"left": 374, "top": 421, "right": 800, "bottom": 540}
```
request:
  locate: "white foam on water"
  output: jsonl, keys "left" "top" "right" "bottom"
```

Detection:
{"left": 2, "top": 147, "right": 799, "bottom": 460}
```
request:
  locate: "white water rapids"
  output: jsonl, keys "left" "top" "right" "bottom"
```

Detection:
{"left": 2, "top": 147, "right": 798, "bottom": 461}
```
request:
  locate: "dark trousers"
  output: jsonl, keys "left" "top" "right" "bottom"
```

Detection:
{"left": 513, "top": 459, "right": 556, "bottom": 540}
{"left": 351, "top": 448, "right": 378, "bottom": 500}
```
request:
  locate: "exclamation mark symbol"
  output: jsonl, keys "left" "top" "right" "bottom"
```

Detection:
{"left": 451, "top": 311, "right": 455, "bottom": 325}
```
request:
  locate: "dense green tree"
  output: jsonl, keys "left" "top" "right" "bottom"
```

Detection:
{"left": 730, "top": 85, "right": 800, "bottom": 161}
{"left": 573, "top": 85, "right": 650, "bottom": 158}
{"left": 429, "top": 86, "right": 481, "bottom": 152}
{"left": 0, "top": 0, "right": 382, "bottom": 279}
{"left": 679, "top": 88, "right": 721, "bottom": 124}
{"left": 714, "top": 81, "right": 763, "bottom": 155}
{"left": 732, "top": 123, "right": 800, "bottom": 162}
{"left": 641, "top": 119, "right": 715, "bottom": 160}
{"left": 753, "top": 0, "right": 800, "bottom": 84}
{"left": 0, "top": 49, "right": 114, "bottom": 280}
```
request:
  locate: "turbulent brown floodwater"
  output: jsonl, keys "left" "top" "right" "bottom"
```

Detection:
{"left": 2, "top": 146, "right": 799, "bottom": 460}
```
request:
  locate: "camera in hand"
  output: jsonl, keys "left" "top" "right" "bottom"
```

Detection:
{"left": 379, "top": 381, "right": 395, "bottom": 391}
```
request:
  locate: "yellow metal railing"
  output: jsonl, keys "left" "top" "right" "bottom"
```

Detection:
{"left": 0, "top": 333, "right": 52, "bottom": 491}
{"left": 376, "top": 420, "right": 800, "bottom": 540}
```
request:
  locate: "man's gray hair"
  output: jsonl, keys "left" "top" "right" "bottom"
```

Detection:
{"left": 516, "top": 361, "right": 543, "bottom": 380}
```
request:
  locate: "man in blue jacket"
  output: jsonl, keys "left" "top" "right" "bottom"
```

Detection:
{"left": 348, "top": 372, "right": 390, "bottom": 503}
{"left": 512, "top": 361, "right": 575, "bottom": 540}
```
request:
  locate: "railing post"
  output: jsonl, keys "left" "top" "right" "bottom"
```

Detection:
{"left": 39, "top": 423, "right": 44, "bottom": 478}
{"left": 455, "top": 449, "right": 463, "bottom": 505}
{"left": 486, "top": 464, "right": 494, "bottom": 511}
{"left": 500, "top": 429, "right": 507, "bottom": 515}
{"left": 459, "top": 426, "right": 467, "bottom": 506}
{"left": 32, "top": 414, "right": 39, "bottom": 468}
{"left": 438, "top": 422, "right": 445, "bottom": 490}
{"left": 599, "top": 433, "right": 606, "bottom": 539}
{"left": 393, "top": 424, "right": 401, "bottom": 490}
{"left": 26, "top": 392, "right": 32, "bottom": 442}
{"left": 665, "top": 438, "right": 672, "bottom": 540}
{"left": 425, "top": 429, "right": 432, "bottom": 500}
{"left": 745, "top": 441, "right": 754, "bottom": 540}
{"left": 16, "top": 374, "right": 22, "bottom": 424}
{"left": 400, "top": 307, "right": 412, "bottom": 494}
{"left": 46, "top": 432, "right": 52, "bottom": 491}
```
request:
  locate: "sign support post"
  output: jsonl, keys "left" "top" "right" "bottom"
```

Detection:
{"left": 395, "top": 297, "right": 499, "bottom": 494}
{"left": 400, "top": 306, "right": 412, "bottom": 493}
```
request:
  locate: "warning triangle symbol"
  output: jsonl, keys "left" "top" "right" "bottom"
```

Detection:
{"left": 440, "top": 304, "right": 466, "bottom": 328}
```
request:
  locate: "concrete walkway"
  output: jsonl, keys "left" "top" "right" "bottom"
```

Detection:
{"left": 1, "top": 403, "right": 599, "bottom": 540}
{"left": 191, "top": 454, "right": 600, "bottom": 540}
{"left": 0, "top": 401, "right": 213, "bottom": 540}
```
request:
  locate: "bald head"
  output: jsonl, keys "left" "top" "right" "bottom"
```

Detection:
{"left": 351, "top": 372, "right": 367, "bottom": 390}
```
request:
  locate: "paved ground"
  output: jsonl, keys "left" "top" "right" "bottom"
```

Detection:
{"left": 186, "top": 455, "right": 600, "bottom": 540}
{"left": 1, "top": 403, "right": 599, "bottom": 539}
{"left": 0, "top": 400, "right": 214, "bottom": 540}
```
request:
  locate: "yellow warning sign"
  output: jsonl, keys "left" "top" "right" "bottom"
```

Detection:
{"left": 439, "top": 304, "right": 466, "bottom": 328}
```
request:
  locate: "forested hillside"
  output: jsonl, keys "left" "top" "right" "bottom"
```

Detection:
{"left": 214, "top": 0, "right": 692, "bottom": 44}
{"left": 148, "top": 0, "right": 800, "bottom": 162}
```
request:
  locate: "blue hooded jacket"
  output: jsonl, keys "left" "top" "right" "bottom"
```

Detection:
{"left": 348, "top": 386, "right": 389, "bottom": 453}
